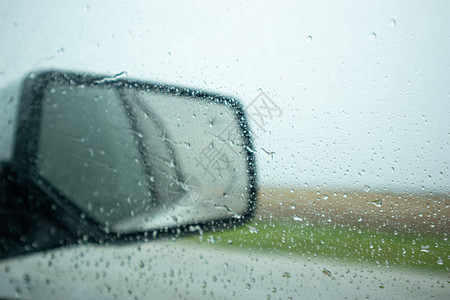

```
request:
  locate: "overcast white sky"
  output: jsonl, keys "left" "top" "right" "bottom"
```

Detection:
{"left": 1, "top": 0, "right": 449, "bottom": 194}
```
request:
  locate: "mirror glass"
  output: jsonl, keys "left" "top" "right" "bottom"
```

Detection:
{"left": 35, "top": 82, "right": 251, "bottom": 233}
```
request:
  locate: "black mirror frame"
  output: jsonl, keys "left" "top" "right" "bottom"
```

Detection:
{"left": 10, "top": 70, "right": 258, "bottom": 244}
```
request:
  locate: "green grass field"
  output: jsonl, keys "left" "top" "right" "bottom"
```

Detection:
{"left": 182, "top": 220, "right": 449, "bottom": 273}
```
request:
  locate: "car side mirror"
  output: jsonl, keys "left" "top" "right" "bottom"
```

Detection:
{"left": 1, "top": 71, "right": 257, "bottom": 257}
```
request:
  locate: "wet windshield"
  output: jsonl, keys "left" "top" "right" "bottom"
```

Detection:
{"left": 0, "top": 1, "right": 448, "bottom": 299}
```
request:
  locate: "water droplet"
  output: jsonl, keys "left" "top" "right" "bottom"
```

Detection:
{"left": 306, "top": 35, "right": 312, "bottom": 42}
{"left": 293, "top": 214, "right": 303, "bottom": 221}
{"left": 437, "top": 257, "right": 444, "bottom": 265}
{"left": 371, "top": 199, "right": 383, "bottom": 207}
{"left": 389, "top": 18, "right": 396, "bottom": 27}
{"left": 364, "top": 185, "right": 370, "bottom": 192}
{"left": 248, "top": 226, "right": 259, "bottom": 233}
{"left": 420, "top": 245, "right": 430, "bottom": 253}
{"left": 322, "top": 194, "right": 329, "bottom": 200}
{"left": 322, "top": 268, "right": 332, "bottom": 277}
{"left": 370, "top": 32, "right": 377, "bottom": 40}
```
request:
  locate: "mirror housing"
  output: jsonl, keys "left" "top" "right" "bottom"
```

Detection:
{"left": 0, "top": 71, "right": 257, "bottom": 257}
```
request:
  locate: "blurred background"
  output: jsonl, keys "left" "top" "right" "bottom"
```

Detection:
{"left": 1, "top": 0, "right": 449, "bottom": 275}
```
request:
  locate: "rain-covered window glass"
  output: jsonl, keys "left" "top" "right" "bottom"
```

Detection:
{"left": 0, "top": 1, "right": 448, "bottom": 299}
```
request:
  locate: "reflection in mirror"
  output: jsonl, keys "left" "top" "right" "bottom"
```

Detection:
{"left": 36, "top": 82, "right": 250, "bottom": 233}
